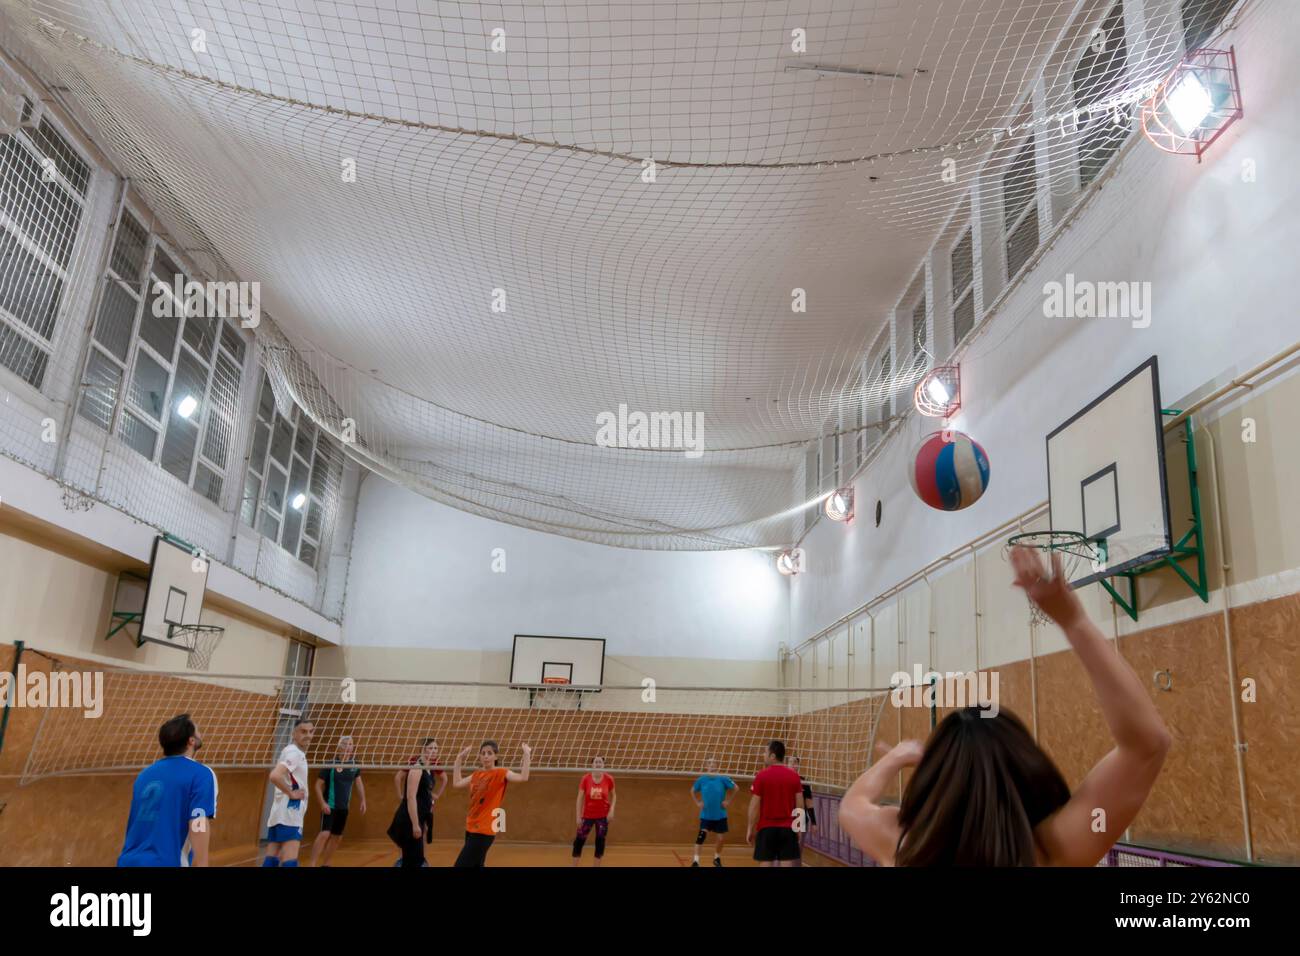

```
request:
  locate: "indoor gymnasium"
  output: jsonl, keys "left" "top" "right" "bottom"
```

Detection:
{"left": 0, "top": 0, "right": 1295, "bottom": 886}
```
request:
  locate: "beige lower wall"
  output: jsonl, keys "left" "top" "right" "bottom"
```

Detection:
{"left": 0, "top": 525, "right": 295, "bottom": 677}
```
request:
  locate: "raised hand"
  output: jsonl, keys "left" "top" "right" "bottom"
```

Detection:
{"left": 1010, "top": 545, "right": 1085, "bottom": 628}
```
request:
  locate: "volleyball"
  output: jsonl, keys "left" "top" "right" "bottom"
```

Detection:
{"left": 909, "top": 430, "right": 990, "bottom": 511}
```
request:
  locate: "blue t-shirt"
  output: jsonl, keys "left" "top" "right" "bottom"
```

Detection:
{"left": 118, "top": 755, "right": 218, "bottom": 867}
{"left": 693, "top": 774, "right": 736, "bottom": 821}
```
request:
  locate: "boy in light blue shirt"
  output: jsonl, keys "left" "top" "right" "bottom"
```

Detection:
{"left": 690, "top": 756, "right": 736, "bottom": 867}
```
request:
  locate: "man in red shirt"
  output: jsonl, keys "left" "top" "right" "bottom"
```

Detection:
{"left": 746, "top": 740, "right": 805, "bottom": 866}
{"left": 572, "top": 755, "right": 616, "bottom": 866}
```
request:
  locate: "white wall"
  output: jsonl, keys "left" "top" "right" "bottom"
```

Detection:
{"left": 792, "top": 1, "right": 1300, "bottom": 644}
{"left": 343, "top": 474, "right": 788, "bottom": 662}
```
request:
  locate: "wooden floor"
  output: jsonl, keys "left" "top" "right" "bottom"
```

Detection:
{"left": 212, "top": 837, "right": 836, "bottom": 868}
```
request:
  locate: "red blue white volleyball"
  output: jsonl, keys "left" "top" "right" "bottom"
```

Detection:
{"left": 909, "top": 430, "right": 990, "bottom": 511}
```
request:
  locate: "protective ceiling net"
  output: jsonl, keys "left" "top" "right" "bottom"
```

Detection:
{"left": 0, "top": 0, "right": 1237, "bottom": 548}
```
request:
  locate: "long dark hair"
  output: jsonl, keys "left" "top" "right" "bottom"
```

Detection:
{"left": 895, "top": 707, "right": 1070, "bottom": 866}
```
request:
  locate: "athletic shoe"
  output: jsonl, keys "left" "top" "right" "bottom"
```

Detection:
{"left": 690, "top": 860, "right": 699, "bottom": 867}
{"left": 713, "top": 857, "right": 722, "bottom": 867}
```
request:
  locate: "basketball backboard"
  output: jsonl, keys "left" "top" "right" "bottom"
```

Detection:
{"left": 510, "top": 635, "right": 605, "bottom": 688}
{"left": 140, "top": 535, "right": 209, "bottom": 648}
{"left": 1046, "top": 356, "right": 1172, "bottom": 587}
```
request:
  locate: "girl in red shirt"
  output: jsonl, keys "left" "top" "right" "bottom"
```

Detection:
{"left": 572, "top": 755, "right": 616, "bottom": 866}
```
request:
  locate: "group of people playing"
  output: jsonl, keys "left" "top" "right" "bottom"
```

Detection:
{"left": 117, "top": 547, "right": 1171, "bottom": 868}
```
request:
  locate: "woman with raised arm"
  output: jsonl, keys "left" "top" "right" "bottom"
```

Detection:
{"left": 839, "top": 547, "right": 1171, "bottom": 866}
{"left": 450, "top": 740, "right": 531, "bottom": 867}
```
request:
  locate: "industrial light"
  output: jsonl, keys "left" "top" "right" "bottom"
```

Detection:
{"left": 925, "top": 377, "right": 950, "bottom": 406}
{"left": 776, "top": 548, "right": 804, "bottom": 576}
{"left": 291, "top": 492, "right": 307, "bottom": 510}
{"left": 176, "top": 394, "right": 198, "bottom": 419}
{"left": 914, "top": 365, "right": 961, "bottom": 418}
{"left": 1166, "top": 72, "right": 1215, "bottom": 135}
{"left": 825, "top": 487, "right": 854, "bottom": 523}
{"left": 1141, "top": 47, "right": 1243, "bottom": 161}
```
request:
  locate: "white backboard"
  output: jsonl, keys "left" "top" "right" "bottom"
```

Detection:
{"left": 1046, "top": 356, "right": 1172, "bottom": 586}
{"left": 510, "top": 635, "right": 605, "bottom": 688}
{"left": 141, "top": 536, "right": 209, "bottom": 645}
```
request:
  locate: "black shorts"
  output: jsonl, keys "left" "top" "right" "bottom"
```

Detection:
{"left": 321, "top": 809, "right": 350, "bottom": 836}
{"left": 753, "top": 827, "right": 801, "bottom": 862}
{"left": 699, "top": 817, "right": 729, "bottom": 834}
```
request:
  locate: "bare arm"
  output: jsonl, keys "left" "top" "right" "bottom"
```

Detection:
{"left": 451, "top": 747, "right": 472, "bottom": 788}
{"left": 576, "top": 785, "right": 585, "bottom": 824}
{"left": 355, "top": 776, "right": 367, "bottom": 813}
{"left": 268, "top": 763, "right": 299, "bottom": 798}
{"left": 608, "top": 790, "right": 617, "bottom": 820}
{"left": 394, "top": 770, "right": 405, "bottom": 801}
{"left": 745, "top": 792, "right": 760, "bottom": 843}
{"left": 838, "top": 741, "right": 924, "bottom": 866}
{"left": 188, "top": 826, "right": 210, "bottom": 867}
{"left": 1012, "top": 548, "right": 1171, "bottom": 866}
{"left": 314, "top": 776, "right": 329, "bottom": 814}
{"left": 690, "top": 785, "right": 703, "bottom": 809}
{"left": 432, "top": 771, "right": 447, "bottom": 801}
{"left": 405, "top": 765, "right": 422, "bottom": 837}
{"left": 504, "top": 743, "right": 532, "bottom": 783}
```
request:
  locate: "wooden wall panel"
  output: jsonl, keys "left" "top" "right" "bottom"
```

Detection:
{"left": 1231, "top": 594, "right": 1300, "bottom": 863}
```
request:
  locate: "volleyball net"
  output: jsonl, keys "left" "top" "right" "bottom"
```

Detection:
{"left": 21, "top": 670, "right": 890, "bottom": 790}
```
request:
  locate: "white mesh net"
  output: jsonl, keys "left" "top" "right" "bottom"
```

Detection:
{"left": 0, "top": 0, "right": 1247, "bottom": 549}
{"left": 22, "top": 670, "right": 891, "bottom": 791}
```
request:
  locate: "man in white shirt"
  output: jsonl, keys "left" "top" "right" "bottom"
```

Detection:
{"left": 262, "top": 719, "right": 314, "bottom": 867}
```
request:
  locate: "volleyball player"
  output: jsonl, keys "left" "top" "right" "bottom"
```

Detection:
{"left": 838, "top": 547, "right": 1171, "bottom": 866}
{"left": 310, "top": 735, "right": 366, "bottom": 867}
{"left": 789, "top": 754, "right": 818, "bottom": 864}
{"left": 746, "top": 740, "right": 804, "bottom": 866}
{"left": 388, "top": 741, "right": 447, "bottom": 865}
{"left": 118, "top": 714, "right": 217, "bottom": 867}
{"left": 387, "top": 738, "right": 439, "bottom": 868}
{"left": 689, "top": 756, "right": 735, "bottom": 867}
{"left": 571, "top": 755, "right": 616, "bottom": 866}
{"left": 263, "top": 719, "right": 314, "bottom": 867}
{"left": 451, "top": 740, "right": 531, "bottom": 867}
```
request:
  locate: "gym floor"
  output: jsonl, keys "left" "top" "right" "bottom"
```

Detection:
{"left": 211, "top": 838, "right": 840, "bottom": 867}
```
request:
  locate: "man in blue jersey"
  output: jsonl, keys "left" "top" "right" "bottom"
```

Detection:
{"left": 689, "top": 756, "right": 736, "bottom": 867}
{"left": 118, "top": 714, "right": 218, "bottom": 867}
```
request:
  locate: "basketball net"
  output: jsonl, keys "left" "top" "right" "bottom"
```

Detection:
{"left": 1003, "top": 531, "right": 1105, "bottom": 628}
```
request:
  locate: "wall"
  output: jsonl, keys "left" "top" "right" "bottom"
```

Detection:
{"left": 785, "top": 1, "right": 1300, "bottom": 865}
{"left": 340, "top": 475, "right": 788, "bottom": 681}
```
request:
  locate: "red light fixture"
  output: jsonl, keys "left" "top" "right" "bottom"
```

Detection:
{"left": 1141, "top": 47, "right": 1243, "bottom": 162}
{"left": 914, "top": 365, "right": 961, "bottom": 418}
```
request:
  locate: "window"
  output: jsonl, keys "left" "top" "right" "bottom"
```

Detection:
{"left": 1073, "top": 2, "right": 1131, "bottom": 188}
{"left": 1003, "top": 136, "right": 1040, "bottom": 279}
{"left": 804, "top": 444, "right": 820, "bottom": 504}
{"left": 950, "top": 228, "right": 975, "bottom": 342}
{"left": 852, "top": 369, "right": 867, "bottom": 468}
{"left": 910, "top": 294, "right": 927, "bottom": 362}
{"left": 0, "top": 101, "right": 91, "bottom": 389}
{"left": 242, "top": 371, "right": 343, "bottom": 569}
{"left": 876, "top": 347, "right": 892, "bottom": 426}
{"left": 1182, "top": 0, "right": 1237, "bottom": 52}
{"left": 77, "top": 207, "right": 246, "bottom": 506}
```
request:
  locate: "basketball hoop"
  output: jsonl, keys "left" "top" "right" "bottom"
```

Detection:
{"left": 1003, "top": 531, "right": 1106, "bottom": 627}
{"left": 169, "top": 623, "right": 225, "bottom": 671}
{"left": 541, "top": 676, "right": 570, "bottom": 685}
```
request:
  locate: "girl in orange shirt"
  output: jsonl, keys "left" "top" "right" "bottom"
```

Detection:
{"left": 451, "top": 740, "right": 531, "bottom": 867}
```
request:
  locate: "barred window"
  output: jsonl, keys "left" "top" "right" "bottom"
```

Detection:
{"left": 950, "top": 228, "right": 975, "bottom": 342}
{"left": 1003, "top": 136, "right": 1040, "bottom": 279}
{"left": 242, "top": 371, "right": 343, "bottom": 569}
{"left": 0, "top": 102, "right": 90, "bottom": 389}
{"left": 77, "top": 206, "right": 247, "bottom": 507}
{"left": 1182, "top": 0, "right": 1237, "bottom": 52}
{"left": 1073, "top": 2, "right": 1132, "bottom": 188}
